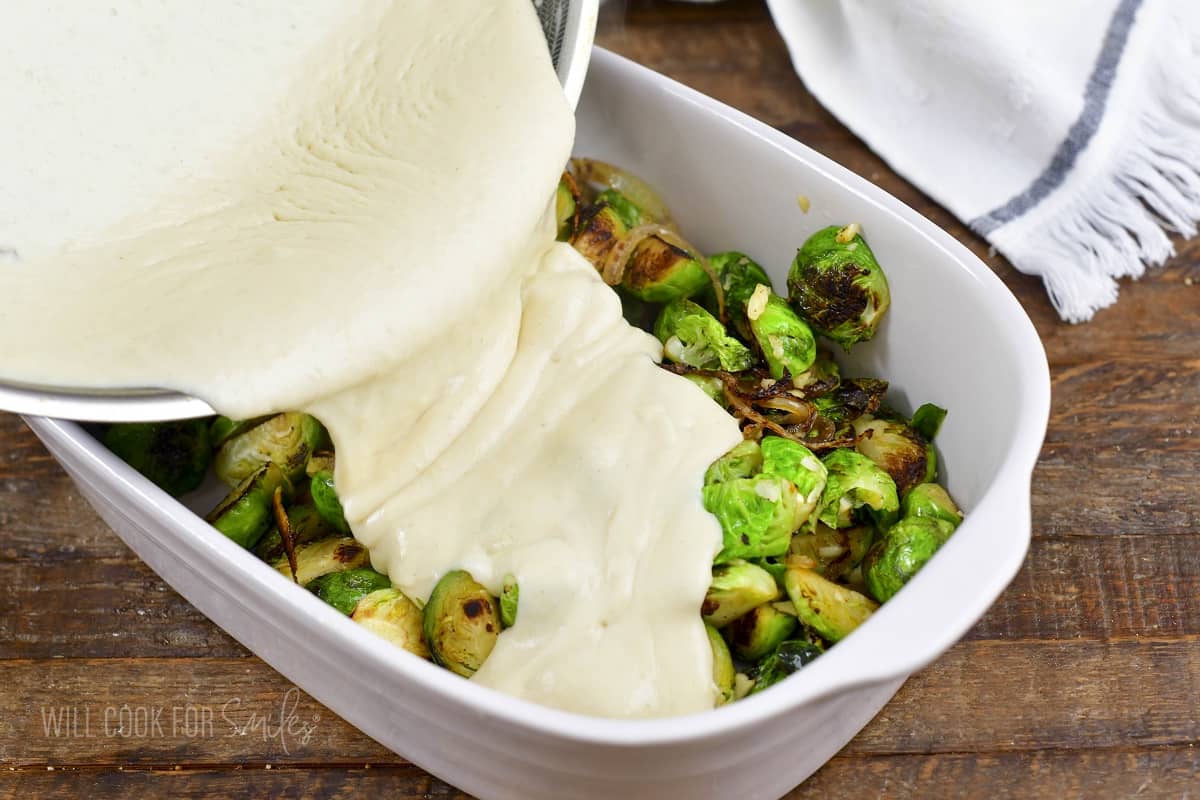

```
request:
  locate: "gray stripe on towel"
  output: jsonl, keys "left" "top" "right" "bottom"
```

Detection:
{"left": 970, "top": 0, "right": 1145, "bottom": 236}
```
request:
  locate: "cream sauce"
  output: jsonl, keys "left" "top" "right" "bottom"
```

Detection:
{"left": 0, "top": 0, "right": 742, "bottom": 716}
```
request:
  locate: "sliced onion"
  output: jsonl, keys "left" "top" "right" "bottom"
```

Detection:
{"left": 570, "top": 158, "right": 677, "bottom": 229}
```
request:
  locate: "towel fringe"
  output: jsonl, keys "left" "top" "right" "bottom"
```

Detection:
{"left": 985, "top": 15, "right": 1200, "bottom": 323}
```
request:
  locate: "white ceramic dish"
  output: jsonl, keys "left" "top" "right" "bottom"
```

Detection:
{"left": 23, "top": 49, "right": 1050, "bottom": 800}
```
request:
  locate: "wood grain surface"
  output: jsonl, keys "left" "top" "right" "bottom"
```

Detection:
{"left": 2, "top": 1, "right": 1198, "bottom": 797}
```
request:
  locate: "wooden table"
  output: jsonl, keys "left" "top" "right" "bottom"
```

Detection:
{"left": 3, "top": 1, "right": 1198, "bottom": 797}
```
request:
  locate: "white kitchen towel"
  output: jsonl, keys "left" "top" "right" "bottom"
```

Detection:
{"left": 766, "top": 0, "right": 1200, "bottom": 321}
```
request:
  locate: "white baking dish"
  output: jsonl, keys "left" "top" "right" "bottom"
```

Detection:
{"left": 23, "top": 49, "right": 1051, "bottom": 800}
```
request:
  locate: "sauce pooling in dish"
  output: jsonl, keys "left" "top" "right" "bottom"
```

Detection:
{"left": 0, "top": 0, "right": 741, "bottom": 715}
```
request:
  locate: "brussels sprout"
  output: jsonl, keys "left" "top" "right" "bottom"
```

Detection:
{"left": 682, "top": 374, "right": 730, "bottom": 408}
{"left": 654, "top": 299, "right": 755, "bottom": 371}
{"left": 595, "top": 188, "right": 651, "bottom": 230}
{"left": 569, "top": 201, "right": 629, "bottom": 269}
{"left": 901, "top": 483, "right": 963, "bottom": 529}
{"left": 760, "top": 436, "right": 827, "bottom": 517}
{"left": 704, "top": 476, "right": 806, "bottom": 562}
{"left": 352, "top": 588, "right": 431, "bottom": 659}
{"left": 749, "top": 639, "right": 824, "bottom": 695}
{"left": 310, "top": 470, "right": 351, "bottom": 534}
{"left": 104, "top": 420, "right": 211, "bottom": 497}
{"left": 254, "top": 503, "right": 339, "bottom": 563}
{"left": 622, "top": 236, "right": 712, "bottom": 304}
{"left": 785, "top": 567, "right": 878, "bottom": 643}
{"left": 706, "top": 623, "right": 736, "bottom": 705}
{"left": 791, "top": 347, "right": 841, "bottom": 397}
{"left": 307, "top": 567, "right": 392, "bottom": 615}
{"left": 214, "top": 412, "right": 326, "bottom": 487}
{"left": 702, "top": 561, "right": 781, "bottom": 627}
{"left": 209, "top": 415, "right": 271, "bottom": 450}
{"left": 852, "top": 414, "right": 932, "bottom": 496}
{"left": 272, "top": 536, "right": 369, "bottom": 586}
{"left": 726, "top": 603, "right": 798, "bottom": 662}
{"left": 863, "top": 516, "right": 956, "bottom": 602}
{"left": 746, "top": 284, "right": 817, "bottom": 380}
{"left": 787, "top": 224, "right": 891, "bottom": 348}
{"left": 703, "top": 251, "right": 773, "bottom": 340}
{"left": 556, "top": 176, "right": 580, "bottom": 241}
{"left": 206, "top": 463, "right": 289, "bottom": 549}
{"left": 305, "top": 450, "right": 335, "bottom": 477}
{"left": 704, "top": 439, "right": 763, "bottom": 485}
{"left": 787, "top": 522, "right": 874, "bottom": 582}
{"left": 500, "top": 575, "right": 519, "bottom": 628}
{"left": 910, "top": 403, "right": 948, "bottom": 441}
{"left": 812, "top": 378, "right": 888, "bottom": 424}
{"left": 817, "top": 449, "right": 900, "bottom": 530}
{"left": 423, "top": 570, "right": 501, "bottom": 678}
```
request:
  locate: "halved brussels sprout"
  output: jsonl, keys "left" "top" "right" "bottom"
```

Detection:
{"left": 682, "top": 374, "right": 730, "bottom": 408}
{"left": 749, "top": 639, "right": 824, "bottom": 695}
{"left": 103, "top": 420, "right": 211, "bottom": 497}
{"left": 910, "top": 403, "right": 948, "bottom": 441}
{"left": 214, "top": 412, "right": 326, "bottom": 487}
{"left": 760, "top": 436, "right": 827, "bottom": 522}
{"left": 863, "top": 516, "right": 956, "bottom": 603}
{"left": 654, "top": 299, "right": 755, "bottom": 371}
{"left": 817, "top": 449, "right": 900, "bottom": 530}
{"left": 272, "top": 536, "right": 369, "bottom": 586}
{"left": 310, "top": 470, "right": 351, "bottom": 534}
{"left": 569, "top": 201, "right": 629, "bottom": 269}
{"left": 785, "top": 566, "right": 878, "bottom": 643}
{"left": 500, "top": 575, "right": 520, "bottom": 629}
{"left": 209, "top": 415, "right": 271, "bottom": 450}
{"left": 788, "top": 224, "right": 891, "bottom": 348}
{"left": 704, "top": 439, "right": 763, "bottom": 485}
{"left": 703, "top": 476, "right": 806, "bottom": 562}
{"left": 791, "top": 347, "right": 841, "bottom": 397}
{"left": 703, "top": 251, "right": 773, "bottom": 341}
{"left": 706, "top": 624, "right": 736, "bottom": 706}
{"left": 307, "top": 567, "right": 392, "bottom": 615}
{"left": 556, "top": 174, "right": 581, "bottom": 241}
{"left": 812, "top": 377, "right": 888, "bottom": 424}
{"left": 787, "top": 522, "right": 874, "bottom": 582}
{"left": 352, "top": 588, "right": 430, "bottom": 659}
{"left": 206, "top": 463, "right": 289, "bottom": 549}
{"left": 726, "top": 603, "right": 798, "bottom": 662}
{"left": 746, "top": 284, "right": 817, "bottom": 380}
{"left": 595, "top": 188, "right": 651, "bottom": 230}
{"left": 852, "top": 414, "right": 932, "bottom": 496}
{"left": 702, "top": 561, "right": 781, "bottom": 628}
{"left": 254, "top": 503, "right": 338, "bottom": 563}
{"left": 901, "top": 483, "right": 963, "bottom": 529}
{"left": 423, "top": 570, "right": 501, "bottom": 678}
{"left": 305, "top": 450, "right": 335, "bottom": 477}
{"left": 622, "top": 236, "right": 712, "bottom": 304}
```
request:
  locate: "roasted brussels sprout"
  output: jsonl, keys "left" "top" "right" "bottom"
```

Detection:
{"left": 253, "top": 503, "right": 339, "bottom": 563}
{"left": 310, "top": 470, "right": 351, "bottom": 534}
{"left": 726, "top": 603, "right": 798, "bottom": 662}
{"left": 749, "top": 639, "right": 824, "bottom": 695}
{"left": 595, "top": 188, "right": 651, "bottom": 230}
{"left": 746, "top": 284, "right": 817, "bottom": 380}
{"left": 272, "top": 536, "right": 369, "bottom": 586}
{"left": 704, "top": 439, "right": 763, "bottom": 484}
{"left": 706, "top": 623, "right": 736, "bottom": 705}
{"left": 760, "top": 436, "right": 828, "bottom": 518}
{"left": 863, "top": 516, "right": 956, "bottom": 602}
{"left": 307, "top": 567, "right": 392, "bottom": 615}
{"left": 622, "top": 235, "right": 711, "bottom": 304}
{"left": 213, "top": 412, "right": 325, "bottom": 487}
{"left": 555, "top": 175, "right": 580, "bottom": 241}
{"left": 787, "top": 522, "right": 874, "bottom": 582}
{"left": 852, "top": 414, "right": 932, "bottom": 496}
{"left": 788, "top": 224, "right": 891, "bottom": 348}
{"left": 423, "top": 570, "right": 501, "bottom": 678}
{"left": 103, "top": 420, "right": 211, "bottom": 497}
{"left": 352, "top": 588, "right": 430, "bottom": 658}
{"left": 817, "top": 449, "right": 900, "bottom": 530}
{"left": 569, "top": 200, "right": 629, "bottom": 268}
{"left": 785, "top": 566, "right": 878, "bottom": 643}
{"left": 654, "top": 299, "right": 754, "bottom": 371}
{"left": 704, "top": 251, "right": 773, "bottom": 340}
{"left": 901, "top": 483, "right": 963, "bottom": 529}
{"left": 353, "top": 588, "right": 429, "bottom": 656}
{"left": 702, "top": 561, "right": 781, "bottom": 627}
{"left": 910, "top": 403, "right": 948, "bottom": 441}
{"left": 209, "top": 415, "right": 271, "bottom": 450}
{"left": 206, "top": 463, "right": 290, "bottom": 549}
{"left": 812, "top": 377, "right": 888, "bottom": 424}
{"left": 682, "top": 374, "right": 730, "bottom": 408}
{"left": 791, "top": 347, "right": 841, "bottom": 397}
{"left": 500, "top": 575, "right": 520, "bottom": 628}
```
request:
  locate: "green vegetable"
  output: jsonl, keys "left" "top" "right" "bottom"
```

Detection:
{"left": 750, "top": 639, "right": 824, "bottom": 695}
{"left": 788, "top": 224, "right": 891, "bottom": 348}
{"left": 785, "top": 566, "right": 878, "bottom": 643}
{"left": 704, "top": 251, "right": 773, "bottom": 341}
{"left": 500, "top": 575, "right": 519, "bottom": 628}
{"left": 205, "top": 463, "right": 289, "bottom": 549}
{"left": 746, "top": 284, "right": 817, "bottom": 379}
{"left": 725, "top": 603, "right": 798, "bottom": 662}
{"left": 310, "top": 470, "right": 351, "bottom": 534}
{"left": 253, "top": 503, "right": 339, "bottom": 563}
{"left": 852, "top": 414, "right": 932, "bottom": 496}
{"left": 812, "top": 377, "right": 888, "bottom": 424}
{"left": 556, "top": 176, "right": 579, "bottom": 241}
{"left": 352, "top": 588, "right": 430, "bottom": 659}
{"left": 595, "top": 188, "right": 650, "bottom": 230}
{"left": 787, "top": 522, "right": 874, "bottom": 582}
{"left": 790, "top": 347, "right": 841, "bottom": 397}
{"left": 569, "top": 201, "right": 629, "bottom": 269}
{"left": 213, "top": 412, "right": 325, "bottom": 487}
{"left": 760, "top": 436, "right": 827, "bottom": 518}
{"left": 653, "top": 299, "right": 754, "bottom": 371}
{"left": 682, "top": 373, "right": 730, "bottom": 408}
{"left": 863, "top": 516, "right": 956, "bottom": 602}
{"left": 910, "top": 403, "right": 948, "bottom": 441}
{"left": 817, "top": 448, "right": 899, "bottom": 530}
{"left": 901, "top": 483, "right": 963, "bottom": 529}
{"left": 423, "top": 570, "right": 501, "bottom": 678}
{"left": 307, "top": 567, "right": 392, "bottom": 615}
{"left": 706, "top": 623, "right": 735, "bottom": 705}
{"left": 702, "top": 561, "right": 781, "bottom": 627}
{"left": 103, "top": 420, "right": 211, "bottom": 497}
{"left": 622, "top": 236, "right": 712, "bottom": 303}
{"left": 704, "top": 476, "right": 806, "bottom": 562}
{"left": 209, "top": 415, "right": 271, "bottom": 450}
{"left": 704, "top": 439, "right": 763, "bottom": 485}
{"left": 272, "top": 536, "right": 369, "bottom": 586}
